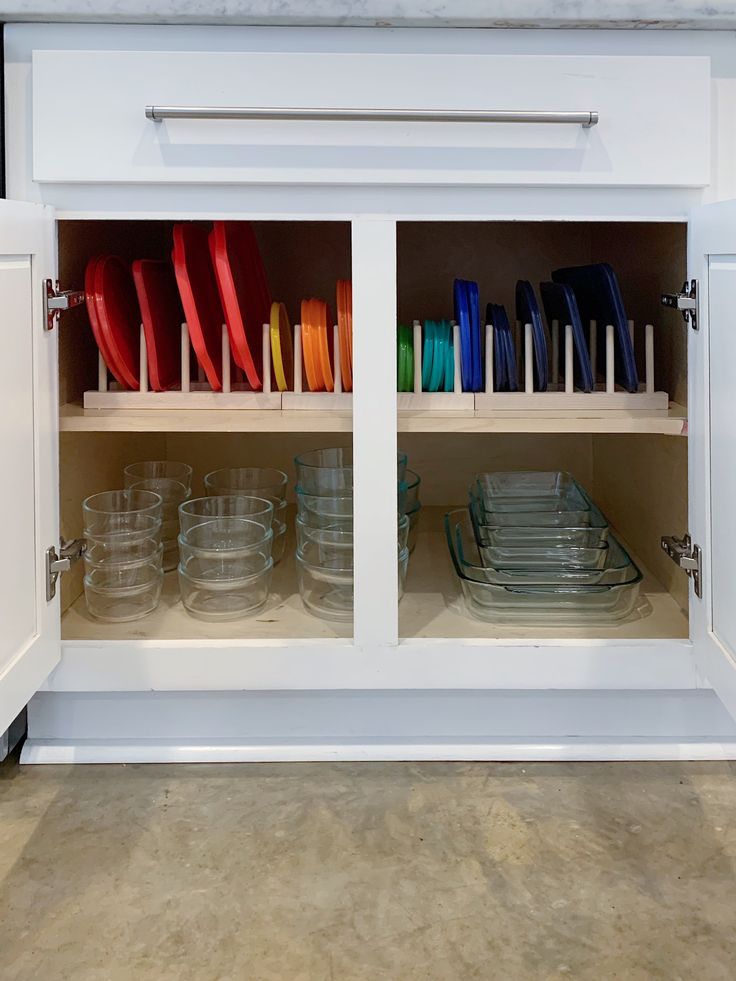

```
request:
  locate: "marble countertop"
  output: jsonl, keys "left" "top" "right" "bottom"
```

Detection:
{"left": 2, "top": 0, "right": 736, "bottom": 29}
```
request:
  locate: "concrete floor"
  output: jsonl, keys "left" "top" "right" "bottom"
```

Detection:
{"left": 1, "top": 756, "right": 735, "bottom": 981}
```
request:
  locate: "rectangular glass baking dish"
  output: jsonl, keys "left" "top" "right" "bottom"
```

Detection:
{"left": 445, "top": 509, "right": 643, "bottom": 625}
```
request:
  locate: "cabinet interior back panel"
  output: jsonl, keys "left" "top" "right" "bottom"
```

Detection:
{"left": 57, "top": 220, "right": 351, "bottom": 404}
{"left": 32, "top": 49, "right": 709, "bottom": 186}
{"left": 398, "top": 221, "right": 686, "bottom": 402}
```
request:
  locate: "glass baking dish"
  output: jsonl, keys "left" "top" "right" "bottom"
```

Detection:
{"left": 470, "top": 471, "right": 599, "bottom": 528}
{"left": 445, "top": 509, "right": 642, "bottom": 625}
{"left": 470, "top": 496, "right": 610, "bottom": 545}
{"left": 448, "top": 510, "right": 638, "bottom": 586}
{"left": 470, "top": 471, "right": 590, "bottom": 513}
{"left": 476, "top": 539, "right": 610, "bottom": 570}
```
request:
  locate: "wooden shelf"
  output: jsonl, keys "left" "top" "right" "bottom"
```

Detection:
{"left": 54, "top": 507, "right": 694, "bottom": 695}
{"left": 54, "top": 498, "right": 691, "bottom": 695}
{"left": 59, "top": 402, "right": 687, "bottom": 436}
{"left": 398, "top": 403, "right": 687, "bottom": 436}
{"left": 59, "top": 403, "right": 353, "bottom": 433}
{"left": 62, "top": 510, "right": 688, "bottom": 646}
{"left": 400, "top": 510, "right": 689, "bottom": 641}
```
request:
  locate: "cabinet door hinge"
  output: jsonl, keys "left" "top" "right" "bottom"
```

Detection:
{"left": 661, "top": 279, "right": 698, "bottom": 331}
{"left": 43, "top": 279, "right": 85, "bottom": 331}
{"left": 45, "top": 539, "right": 86, "bottom": 602}
{"left": 661, "top": 533, "right": 702, "bottom": 599}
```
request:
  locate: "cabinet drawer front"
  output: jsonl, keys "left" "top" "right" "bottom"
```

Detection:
{"left": 32, "top": 49, "right": 709, "bottom": 187}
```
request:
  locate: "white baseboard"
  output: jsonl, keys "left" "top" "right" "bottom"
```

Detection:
{"left": 21, "top": 736, "right": 736, "bottom": 764}
{"left": 22, "top": 689, "right": 736, "bottom": 763}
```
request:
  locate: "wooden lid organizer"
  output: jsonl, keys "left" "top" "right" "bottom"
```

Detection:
{"left": 84, "top": 313, "right": 667, "bottom": 417}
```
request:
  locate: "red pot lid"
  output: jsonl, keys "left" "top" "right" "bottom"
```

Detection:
{"left": 93, "top": 255, "right": 141, "bottom": 390}
{"left": 132, "top": 259, "right": 183, "bottom": 392}
{"left": 172, "top": 223, "right": 224, "bottom": 392}
{"left": 210, "top": 221, "right": 271, "bottom": 391}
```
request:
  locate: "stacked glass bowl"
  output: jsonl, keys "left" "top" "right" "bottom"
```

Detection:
{"left": 178, "top": 496, "right": 274, "bottom": 620}
{"left": 294, "top": 447, "right": 411, "bottom": 621}
{"left": 399, "top": 468, "right": 422, "bottom": 553}
{"left": 204, "top": 467, "right": 288, "bottom": 565}
{"left": 82, "top": 488, "right": 164, "bottom": 621}
{"left": 445, "top": 471, "right": 643, "bottom": 625}
{"left": 123, "top": 461, "right": 193, "bottom": 572}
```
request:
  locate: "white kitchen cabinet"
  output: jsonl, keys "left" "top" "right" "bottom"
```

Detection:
{"left": 4, "top": 24, "right": 736, "bottom": 762}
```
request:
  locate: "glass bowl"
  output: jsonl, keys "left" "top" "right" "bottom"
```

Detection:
{"left": 179, "top": 496, "right": 274, "bottom": 538}
{"left": 123, "top": 460, "right": 193, "bottom": 490}
{"left": 295, "top": 519, "right": 353, "bottom": 556}
{"left": 178, "top": 556, "right": 273, "bottom": 621}
{"left": 126, "top": 476, "right": 190, "bottom": 510}
{"left": 296, "top": 489, "right": 353, "bottom": 528}
{"left": 398, "top": 513, "right": 410, "bottom": 550}
{"left": 126, "top": 478, "right": 191, "bottom": 571}
{"left": 272, "top": 519, "right": 287, "bottom": 565}
{"left": 295, "top": 447, "right": 408, "bottom": 494}
{"left": 84, "top": 537, "right": 163, "bottom": 571}
{"left": 398, "top": 545, "right": 409, "bottom": 599}
{"left": 204, "top": 467, "right": 288, "bottom": 502}
{"left": 84, "top": 564, "right": 163, "bottom": 622}
{"left": 83, "top": 489, "right": 163, "bottom": 539}
{"left": 407, "top": 504, "right": 421, "bottom": 554}
{"left": 296, "top": 541, "right": 409, "bottom": 621}
{"left": 179, "top": 518, "right": 272, "bottom": 554}
{"left": 296, "top": 542, "right": 354, "bottom": 621}
{"left": 398, "top": 469, "right": 421, "bottom": 515}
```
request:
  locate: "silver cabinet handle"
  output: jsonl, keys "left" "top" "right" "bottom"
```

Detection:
{"left": 145, "top": 106, "right": 599, "bottom": 128}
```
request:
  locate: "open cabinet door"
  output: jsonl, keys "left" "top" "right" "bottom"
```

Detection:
{"left": 0, "top": 200, "right": 59, "bottom": 734}
{"left": 689, "top": 199, "right": 736, "bottom": 720}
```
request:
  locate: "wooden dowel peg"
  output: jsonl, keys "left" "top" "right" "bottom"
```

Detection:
{"left": 453, "top": 322, "right": 462, "bottom": 394}
{"left": 645, "top": 323, "right": 654, "bottom": 395}
{"left": 98, "top": 350, "right": 108, "bottom": 392}
{"left": 606, "top": 323, "right": 615, "bottom": 393}
{"left": 589, "top": 319, "right": 597, "bottom": 384}
{"left": 333, "top": 323, "right": 341, "bottom": 394}
{"left": 139, "top": 324, "right": 148, "bottom": 393}
{"left": 180, "top": 322, "right": 190, "bottom": 393}
{"left": 524, "top": 322, "right": 533, "bottom": 394}
{"left": 564, "top": 324, "right": 574, "bottom": 394}
{"left": 484, "top": 323, "right": 493, "bottom": 394}
{"left": 413, "top": 320, "right": 422, "bottom": 394}
{"left": 221, "top": 324, "right": 231, "bottom": 394}
{"left": 293, "top": 324, "right": 303, "bottom": 394}
{"left": 262, "top": 323, "right": 271, "bottom": 394}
